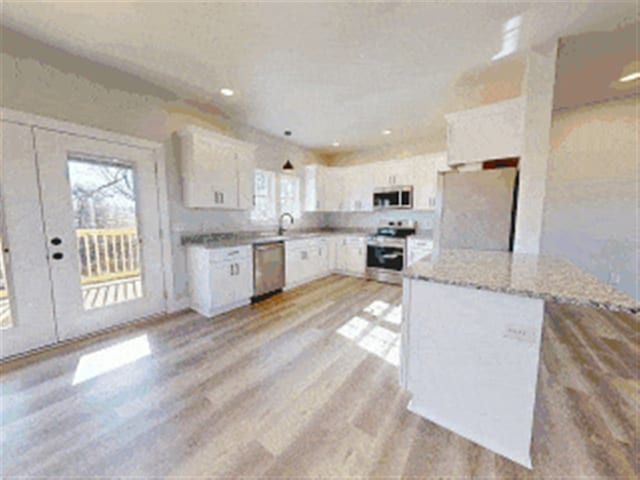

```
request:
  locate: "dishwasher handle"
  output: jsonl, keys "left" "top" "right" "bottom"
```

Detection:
{"left": 255, "top": 243, "right": 284, "bottom": 251}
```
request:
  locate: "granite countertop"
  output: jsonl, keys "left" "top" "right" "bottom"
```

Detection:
{"left": 403, "top": 249, "right": 639, "bottom": 314}
{"left": 181, "top": 228, "right": 370, "bottom": 248}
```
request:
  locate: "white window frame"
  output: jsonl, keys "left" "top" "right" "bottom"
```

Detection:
{"left": 251, "top": 169, "right": 277, "bottom": 224}
{"left": 279, "top": 173, "right": 301, "bottom": 220}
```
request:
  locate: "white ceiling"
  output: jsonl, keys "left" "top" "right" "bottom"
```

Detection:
{"left": 1, "top": 1, "right": 636, "bottom": 151}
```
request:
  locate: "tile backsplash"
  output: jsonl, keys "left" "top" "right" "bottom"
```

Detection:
{"left": 324, "top": 210, "right": 435, "bottom": 233}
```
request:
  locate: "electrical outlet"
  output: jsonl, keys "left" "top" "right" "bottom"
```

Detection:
{"left": 503, "top": 323, "right": 538, "bottom": 344}
{"left": 608, "top": 272, "right": 621, "bottom": 285}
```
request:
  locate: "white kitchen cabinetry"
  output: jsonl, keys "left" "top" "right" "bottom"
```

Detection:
{"left": 374, "top": 158, "right": 415, "bottom": 187}
{"left": 411, "top": 153, "right": 448, "bottom": 210}
{"left": 187, "top": 245, "right": 254, "bottom": 317}
{"left": 343, "top": 165, "right": 373, "bottom": 212}
{"left": 446, "top": 97, "right": 525, "bottom": 166}
{"left": 285, "top": 237, "right": 331, "bottom": 288}
{"left": 324, "top": 168, "right": 346, "bottom": 212}
{"left": 331, "top": 235, "right": 366, "bottom": 276}
{"left": 407, "top": 236, "right": 434, "bottom": 266}
{"left": 178, "top": 125, "right": 256, "bottom": 209}
{"left": 304, "top": 164, "right": 327, "bottom": 212}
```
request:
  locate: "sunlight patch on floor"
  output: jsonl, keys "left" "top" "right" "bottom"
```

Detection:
{"left": 72, "top": 334, "right": 151, "bottom": 385}
{"left": 363, "top": 300, "right": 391, "bottom": 317}
{"left": 336, "top": 299, "right": 401, "bottom": 367}
{"left": 383, "top": 305, "right": 402, "bottom": 325}
{"left": 336, "top": 316, "right": 370, "bottom": 341}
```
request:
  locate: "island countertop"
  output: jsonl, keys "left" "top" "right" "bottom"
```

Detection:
{"left": 402, "top": 249, "right": 639, "bottom": 314}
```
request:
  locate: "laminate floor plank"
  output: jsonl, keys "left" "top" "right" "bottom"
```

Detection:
{"left": 1, "top": 275, "right": 636, "bottom": 478}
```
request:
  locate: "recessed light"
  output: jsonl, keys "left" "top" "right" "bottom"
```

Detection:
{"left": 220, "top": 88, "right": 235, "bottom": 96}
{"left": 619, "top": 71, "right": 640, "bottom": 82}
{"left": 332, "top": 141, "right": 340, "bottom": 147}
{"left": 382, "top": 129, "right": 392, "bottom": 135}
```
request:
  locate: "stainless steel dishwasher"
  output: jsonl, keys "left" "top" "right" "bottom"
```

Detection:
{"left": 253, "top": 241, "right": 285, "bottom": 299}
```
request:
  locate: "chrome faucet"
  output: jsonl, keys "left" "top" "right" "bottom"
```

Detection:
{"left": 278, "top": 212, "right": 294, "bottom": 236}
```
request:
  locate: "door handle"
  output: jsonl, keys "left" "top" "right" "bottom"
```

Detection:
{"left": 52, "top": 252, "right": 64, "bottom": 260}
{"left": 51, "top": 237, "right": 62, "bottom": 246}
{"left": 230, "top": 263, "right": 234, "bottom": 276}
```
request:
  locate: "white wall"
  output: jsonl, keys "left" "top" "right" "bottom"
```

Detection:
{"left": 541, "top": 98, "right": 639, "bottom": 299}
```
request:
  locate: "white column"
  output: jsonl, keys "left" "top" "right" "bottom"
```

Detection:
{"left": 513, "top": 43, "right": 558, "bottom": 254}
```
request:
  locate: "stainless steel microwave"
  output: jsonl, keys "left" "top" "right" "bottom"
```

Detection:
{"left": 373, "top": 186, "right": 413, "bottom": 210}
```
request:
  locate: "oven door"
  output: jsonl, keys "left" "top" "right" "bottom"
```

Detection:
{"left": 367, "top": 244, "right": 404, "bottom": 271}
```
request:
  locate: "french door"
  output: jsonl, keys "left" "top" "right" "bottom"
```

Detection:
{"left": 1, "top": 122, "right": 166, "bottom": 358}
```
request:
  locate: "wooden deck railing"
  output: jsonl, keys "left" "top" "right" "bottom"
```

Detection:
{"left": 0, "top": 228, "right": 139, "bottom": 295}
{"left": 76, "top": 228, "right": 141, "bottom": 285}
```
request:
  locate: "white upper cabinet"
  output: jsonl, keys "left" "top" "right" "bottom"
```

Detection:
{"left": 304, "top": 151, "right": 447, "bottom": 212}
{"left": 343, "top": 165, "right": 373, "bottom": 212}
{"left": 324, "top": 167, "right": 346, "bottom": 212}
{"left": 304, "top": 164, "right": 328, "bottom": 212}
{"left": 178, "top": 125, "right": 256, "bottom": 209}
{"left": 411, "top": 152, "right": 449, "bottom": 210}
{"left": 446, "top": 97, "right": 525, "bottom": 166}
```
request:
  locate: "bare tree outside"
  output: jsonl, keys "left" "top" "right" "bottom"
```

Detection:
{"left": 68, "top": 157, "right": 142, "bottom": 308}
{"left": 69, "top": 158, "right": 137, "bottom": 229}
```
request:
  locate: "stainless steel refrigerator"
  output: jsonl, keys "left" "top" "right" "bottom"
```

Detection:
{"left": 434, "top": 167, "right": 518, "bottom": 252}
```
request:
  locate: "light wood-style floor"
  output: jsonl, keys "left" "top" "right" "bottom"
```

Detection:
{"left": 1, "top": 275, "right": 637, "bottom": 478}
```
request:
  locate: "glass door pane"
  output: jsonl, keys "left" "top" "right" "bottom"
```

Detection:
{"left": 67, "top": 157, "right": 143, "bottom": 310}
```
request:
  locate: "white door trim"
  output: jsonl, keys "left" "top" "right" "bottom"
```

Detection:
{"left": 0, "top": 108, "right": 161, "bottom": 150}
{"left": 0, "top": 108, "right": 177, "bottom": 326}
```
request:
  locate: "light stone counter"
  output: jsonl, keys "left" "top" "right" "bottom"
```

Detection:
{"left": 181, "top": 229, "right": 370, "bottom": 249}
{"left": 402, "top": 249, "right": 638, "bottom": 314}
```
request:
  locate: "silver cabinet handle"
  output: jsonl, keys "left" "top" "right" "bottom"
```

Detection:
{"left": 229, "top": 263, "right": 234, "bottom": 276}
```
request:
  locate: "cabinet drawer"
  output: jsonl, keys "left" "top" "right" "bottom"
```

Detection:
{"left": 208, "top": 245, "right": 252, "bottom": 263}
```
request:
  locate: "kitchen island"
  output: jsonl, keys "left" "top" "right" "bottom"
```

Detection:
{"left": 400, "top": 250, "right": 638, "bottom": 468}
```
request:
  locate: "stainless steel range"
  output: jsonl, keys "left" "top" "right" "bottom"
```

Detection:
{"left": 366, "top": 220, "right": 416, "bottom": 284}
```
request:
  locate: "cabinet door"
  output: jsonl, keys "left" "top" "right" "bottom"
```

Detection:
{"left": 412, "top": 155, "right": 437, "bottom": 210}
{"left": 349, "top": 239, "right": 366, "bottom": 274}
{"left": 184, "top": 134, "right": 236, "bottom": 208}
{"left": 346, "top": 165, "right": 373, "bottom": 212}
{"left": 299, "top": 249, "right": 311, "bottom": 282}
{"left": 211, "top": 261, "right": 236, "bottom": 308}
{"left": 304, "top": 165, "right": 318, "bottom": 212}
{"left": 375, "top": 158, "right": 412, "bottom": 187}
{"left": 285, "top": 247, "right": 298, "bottom": 287}
{"left": 236, "top": 149, "right": 255, "bottom": 210}
{"left": 304, "top": 165, "right": 329, "bottom": 212}
{"left": 213, "top": 145, "right": 239, "bottom": 209}
{"left": 324, "top": 169, "right": 345, "bottom": 212}
{"left": 232, "top": 258, "right": 253, "bottom": 301}
{"left": 317, "top": 240, "right": 329, "bottom": 274}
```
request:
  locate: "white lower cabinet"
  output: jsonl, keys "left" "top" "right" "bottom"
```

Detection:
{"left": 187, "top": 245, "right": 253, "bottom": 317}
{"left": 188, "top": 235, "right": 369, "bottom": 315}
{"left": 330, "top": 235, "right": 366, "bottom": 276}
{"left": 285, "top": 237, "right": 331, "bottom": 288}
{"left": 286, "top": 235, "right": 366, "bottom": 289}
